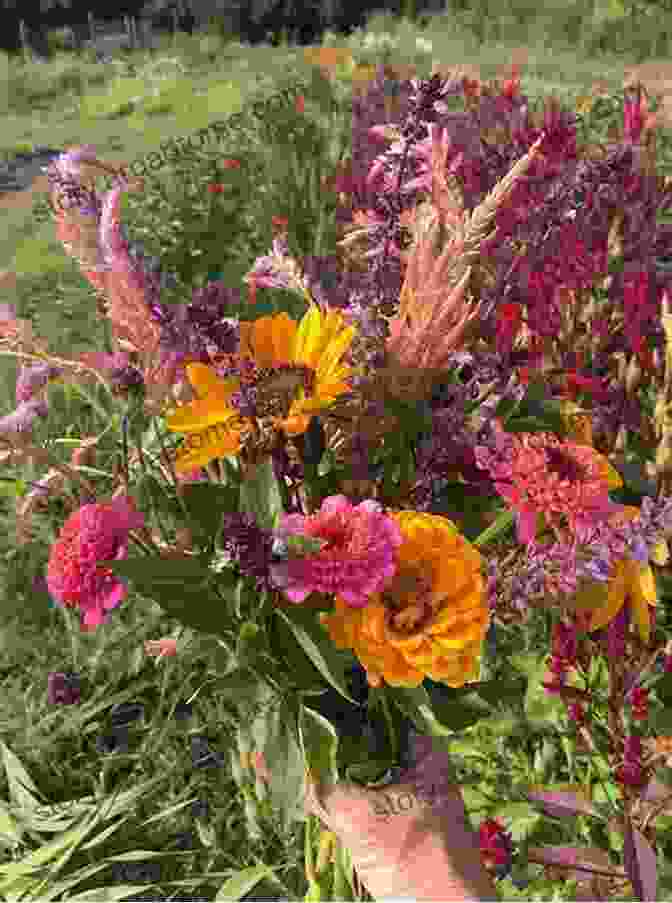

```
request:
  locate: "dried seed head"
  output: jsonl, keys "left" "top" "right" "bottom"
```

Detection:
{"left": 625, "top": 355, "right": 643, "bottom": 395}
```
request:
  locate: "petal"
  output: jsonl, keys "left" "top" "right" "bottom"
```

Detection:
{"left": 186, "top": 363, "right": 238, "bottom": 400}
{"left": 270, "top": 313, "right": 298, "bottom": 363}
{"left": 589, "top": 572, "right": 626, "bottom": 633}
{"left": 173, "top": 428, "right": 243, "bottom": 473}
{"left": 293, "top": 304, "right": 324, "bottom": 368}
{"left": 165, "top": 399, "right": 240, "bottom": 434}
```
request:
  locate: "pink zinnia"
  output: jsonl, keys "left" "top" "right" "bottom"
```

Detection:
{"left": 474, "top": 421, "right": 622, "bottom": 546}
{"left": 269, "top": 495, "right": 403, "bottom": 607}
{"left": 46, "top": 495, "right": 144, "bottom": 631}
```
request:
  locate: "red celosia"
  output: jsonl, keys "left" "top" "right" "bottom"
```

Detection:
{"left": 630, "top": 686, "right": 649, "bottom": 721}
{"left": 46, "top": 495, "right": 144, "bottom": 631}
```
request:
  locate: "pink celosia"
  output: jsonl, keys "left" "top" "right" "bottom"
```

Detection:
{"left": 46, "top": 495, "right": 144, "bottom": 631}
{"left": 474, "top": 421, "right": 622, "bottom": 546}
{"left": 269, "top": 495, "right": 403, "bottom": 606}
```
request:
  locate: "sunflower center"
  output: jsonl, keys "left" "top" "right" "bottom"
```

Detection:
{"left": 382, "top": 566, "right": 437, "bottom": 635}
{"left": 545, "top": 446, "right": 585, "bottom": 483}
{"left": 241, "top": 363, "right": 316, "bottom": 419}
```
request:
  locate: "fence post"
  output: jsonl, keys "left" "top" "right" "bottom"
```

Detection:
{"left": 88, "top": 11, "right": 96, "bottom": 45}
{"left": 19, "top": 20, "right": 31, "bottom": 65}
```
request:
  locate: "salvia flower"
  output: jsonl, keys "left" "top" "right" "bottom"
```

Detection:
{"left": 321, "top": 510, "right": 488, "bottom": 687}
{"left": 46, "top": 495, "right": 145, "bottom": 631}
{"left": 270, "top": 495, "right": 403, "bottom": 606}
{"left": 47, "top": 671, "right": 81, "bottom": 705}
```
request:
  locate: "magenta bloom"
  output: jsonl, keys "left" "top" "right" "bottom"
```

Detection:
{"left": 46, "top": 495, "right": 144, "bottom": 631}
{"left": 270, "top": 495, "right": 403, "bottom": 607}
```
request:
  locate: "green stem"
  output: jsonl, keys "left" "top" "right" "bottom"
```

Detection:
{"left": 473, "top": 509, "right": 515, "bottom": 549}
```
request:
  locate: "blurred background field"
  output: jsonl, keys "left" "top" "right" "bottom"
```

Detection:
{"left": 0, "top": 1, "right": 670, "bottom": 899}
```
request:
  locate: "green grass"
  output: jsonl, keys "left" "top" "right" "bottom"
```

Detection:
{"left": 0, "top": 7, "right": 671, "bottom": 900}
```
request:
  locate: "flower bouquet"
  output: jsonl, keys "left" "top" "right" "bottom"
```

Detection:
{"left": 4, "top": 58, "right": 672, "bottom": 899}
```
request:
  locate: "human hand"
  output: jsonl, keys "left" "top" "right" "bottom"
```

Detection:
{"left": 303, "top": 734, "right": 499, "bottom": 901}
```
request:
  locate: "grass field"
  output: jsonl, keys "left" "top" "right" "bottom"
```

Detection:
{"left": 0, "top": 6, "right": 671, "bottom": 899}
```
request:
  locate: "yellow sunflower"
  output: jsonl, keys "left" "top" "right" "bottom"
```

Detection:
{"left": 320, "top": 511, "right": 489, "bottom": 688}
{"left": 164, "top": 305, "right": 356, "bottom": 474}
{"left": 566, "top": 505, "right": 658, "bottom": 645}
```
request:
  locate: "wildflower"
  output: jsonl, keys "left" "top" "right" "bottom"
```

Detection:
{"left": 320, "top": 511, "right": 489, "bottom": 688}
{"left": 221, "top": 512, "right": 275, "bottom": 590}
{"left": 270, "top": 495, "right": 403, "bottom": 606}
{"left": 144, "top": 637, "right": 178, "bottom": 658}
{"left": 272, "top": 215, "right": 289, "bottom": 229}
{"left": 617, "top": 734, "right": 645, "bottom": 786}
{"left": 474, "top": 421, "right": 623, "bottom": 546}
{"left": 630, "top": 686, "right": 649, "bottom": 721}
{"left": 221, "top": 158, "right": 241, "bottom": 170}
{"left": 569, "top": 507, "right": 658, "bottom": 645}
{"left": 163, "top": 306, "right": 356, "bottom": 474}
{"left": 568, "top": 702, "right": 585, "bottom": 724}
{"left": 295, "top": 94, "right": 306, "bottom": 114}
{"left": 208, "top": 183, "right": 226, "bottom": 194}
{"left": 0, "top": 397, "right": 49, "bottom": 435}
{"left": 479, "top": 818, "right": 512, "bottom": 871}
{"left": 15, "top": 362, "right": 62, "bottom": 403}
{"left": 46, "top": 495, "right": 145, "bottom": 631}
{"left": 47, "top": 671, "right": 81, "bottom": 705}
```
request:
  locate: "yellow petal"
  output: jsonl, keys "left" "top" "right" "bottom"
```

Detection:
{"left": 186, "top": 363, "right": 238, "bottom": 400}
{"left": 652, "top": 538, "right": 670, "bottom": 566}
{"left": 589, "top": 566, "right": 627, "bottom": 633}
{"left": 165, "top": 398, "right": 240, "bottom": 433}
{"left": 173, "top": 427, "right": 243, "bottom": 473}
{"left": 293, "top": 305, "right": 324, "bottom": 369}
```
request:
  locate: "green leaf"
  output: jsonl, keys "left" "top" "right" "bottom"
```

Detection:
{"left": 100, "top": 556, "right": 232, "bottom": 638}
{"left": 650, "top": 706, "right": 672, "bottom": 734}
{"left": 0, "top": 798, "right": 22, "bottom": 844}
{"left": 180, "top": 483, "right": 240, "bottom": 545}
{"left": 269, "top": 611, "right": 324, "bottom": 691}
{"left": 473, "top": 510, "right": 515, "bottom": 549}
{"left": 1, "top": 742, "right": 45, "bottom": 814}
{"left": 276, "top": 607, "right": 357, "bottom": 704}
{"left": 654, "top": 674, "right": 672, "bottom": 704}
{"left": 523, "top": 657, "right": 566, "bottom": 727}
{"left": 299, "top": 705, "right": 339, "bottom": 786}
{"left": 214, "top": 865, "right": 276, "bottom": 901}
{"left": 239, "top": 455, "right": 284, "bottom": 530}
{"left": 251, "top": 698, "right": 306, "bottom": 830}
{"left": 427, "top": 691, "right": 493, "bottom": 732}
